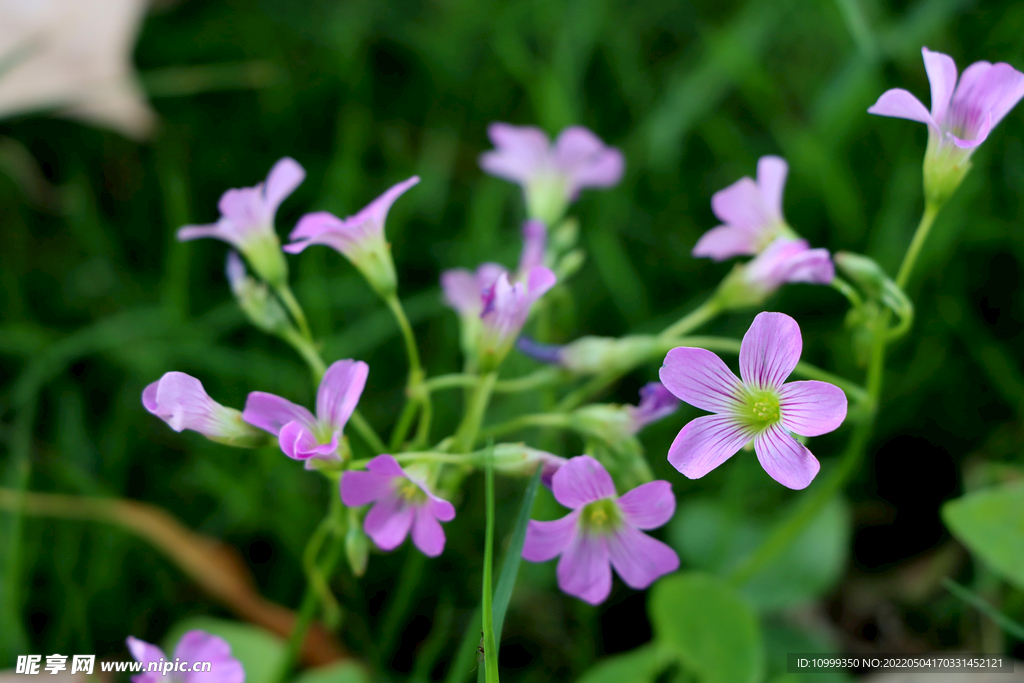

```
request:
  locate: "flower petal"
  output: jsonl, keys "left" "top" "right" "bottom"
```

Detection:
{"left": 517, "top": 219, "right": 548, "bottom": 274}
{"left": 659, "top": 346, "right": 743, "bottom": 414}
{"left": 711, "top": 177, "right": 773, "bottom": 232}
{"left": 629, "top": 383, "right": 681, "bottom": 433}
{"left": 754, "top": 424, "right": 821, "bottom": 490}
{"left": 779, "top": 380, "right": 848, "bottom": 437}
{"left": 145, "top": 372, "right": 219, "bottom": 433}
{"left": 177, "top": 223, "right": 237, "bottom": 246}
{"left": 263, "top": 157, "right": 305, "bottom": 215}
{"left": 341, "top": 469, "right": 397, "bottom": 507}
{"left": 479, "top": 123, "right": 551, "bottom": 184}
{"left": 278, "top": 420, "right": 337, "bottom": 461}
{"left": 363, "top": 494, "right": 414, "bottom": 551}
{"left": 922, "top": 47, "right": 958, "bottom": 123}
{"left": 365, "top": 454, "right": 408, "bottom": 477}
{"left": 756, "top": 155, "right": 788, "bottom": 219}
{"left": 242, "top": 392, "right": 316, "bottom": 436}
{"left": 666, "top": 414, "right": 751, "bottom": 479}
{"left": 426, "top": 490, "right": 456, "bottom": 522}
{"left": 616, "top": 481, "right": 676, "bottom": 530}
{"left": 175, "top": 631, "right": 245, "bottom": 683}
{"left": 522, "top": 511, "right": 580, "bottom": 562}
{"left": 411, "top": 506, "right": 447, "bottom": 557}
{"left": 441, "top": 268, "right": 483, "bottom": 315}
{"left": 607, "top": 526, "right": 679, "bottom": 590}
{"left": 867, "top": 88, "right": 936, "bottom": 129}
{"left": 779, "top": 247, "right": 835, "bottom": 284}
{"left": 551, "top": 455, "right": 616, "bottom": 509}
{"left": 557, "top": 533, "right": 611, "bottom": 605}
{"left": 950, "top": 62, "right": 1024, "bottom": 141}
{"left": 316, "top": 359, "right": 369, "bottom": 432}
{"left": 739, "top": 311, "right": 802, "bottom": 391}
{"left": 554, "top": 126, "right": 624, "bottom": 193}
{"left": 691, "top": 224, "right": 761, "bottom": 260}
{"left": 127, "top": 636, "right": 166, "bottom": 670}
{"left": 361, "top": 176, "right": 420, "bottom": 230}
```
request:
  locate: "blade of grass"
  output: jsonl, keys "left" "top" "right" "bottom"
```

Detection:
{"left": 492, "top": 468, "right": 542, "bottom": 645}
{"left": 943, "top": 578, "right": 1024, "bottom": 641}
{"left": 481, "top": 444, "right": 499, "bottom": 683}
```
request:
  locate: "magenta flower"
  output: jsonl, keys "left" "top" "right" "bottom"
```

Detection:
{"left": 480, "top": 123, "right": 624, "bottom": 224}
{"left": 869, "top": 48, "right": 1024, "bottom": 202}
{"left": 522, "top": 456, "right": 679, "bottom": 605}
{"left": 285, "top": 176, "right": 420, "bottom": 297}
{"left": 143, "top": 372, "right": 266, "bottom": 448}
{"left": 341, "top": 454, "right": 456, "bottom": 557}
{"left": 659, "top": 312, "right": 848, "bottom": 490}
{"left": 479, "top": 266, "right": 557, "bottom": 370}
{"left": 178, "top": 158, "right": 304, "bottom": 286}
{"left": 242, "top": 360, "right": 368, "bottom": 468}
{"left": 127, "top": 630, "right": 244, "bottom": 683}
{"left": 629, "top": 382, "right": 681, "bottom": 434}
{"left": 692, "top": 156, "right": 796, "bottom": 261}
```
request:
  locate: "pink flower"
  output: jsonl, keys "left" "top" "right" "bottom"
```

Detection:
{"left": 178, "top": 158, "right": 304, "bottom": 286}
{"left": 440, "top": 263, "right": 508, "bottom": 318}
{"left": 479, "top": 266, "right": 557, "bottom": 369}
{"left": 127, "top": 630, "right": 244, "bottom": 683}
{"left": 242, "top": 360, "right": 368, "bottom": 467}
{"left": 742, "top": 237, "right": 834, "bottom": 293}
{"left": 480, "top": 123, "right": 624, "bottom": 224}
{"left": 522, "top": 456, "right": 679, "bottom": 605}
{"left": 869, "top": 48, "right": 1024, "bottom": 202}
{"left": 341, "top": 455, "right": 456, "bottom": 557}
{"left": 143, "top": 372, "right": 265, "bottom": 447}
{"left": 692, "top": 156, "right": 795, "bottom": 261}
{"left": 659, "top": 312, "right": 848, "bottom": 490}
{"left": 628, "top": 382, "right": 681, "bottom": 434}
{"left": 285, "top": 177, "right": 420, "bottom": 297}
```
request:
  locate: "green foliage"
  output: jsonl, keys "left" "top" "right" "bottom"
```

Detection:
{"left": 292, "top": 662, "right": 373, "bottom": 683}
{"left": 942, "top": 482, "right": 1024, "bottom": 591}
{"left": 575, "top": 643, "right": 675, "bottom": 683}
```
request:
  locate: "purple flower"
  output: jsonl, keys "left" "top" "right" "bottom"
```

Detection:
{"left": 516, "top": 219, "right": 548, "bottom": 276}
{"left": 692, "top": 156, "right": 796, "bottom": 261}
{"left": 285, "top": 177, "right": 420, "bottom": 297}
{"left": 522, "top": 456, "right": 679, "bottom": 605}
{"left": 242, "top": 360, "right": 368, "bottom": 468}
{"left": 480, "top": 123, "right": 624, "bottom": 224}
{"left": 143, "top": 372, "right": 266, "bottom": 448}
{"left": 869, "top": 48, "right": 1024, "bottom": 202}
{"left": 479, "top": 266, "right": 557, "bottom": 370}
{"left": 440, "top": 263, "right": 508, "bottom": 318}
{"left": 341, "top": 454, "right": 456, "bottom": 557}
{"left": 178, "top": 158, "right": 304, "bottom": 286}
{"left": 127, "top": 630, "right": 244, "bottom": 683}
{"left": 713, "top": 238, "right": 834, "bottom": 311}
{"left": 659, "top": 312, "right": 848, "bottom": 490}
{"left": 628, "top": 382, "right": 681, "bottom": 433}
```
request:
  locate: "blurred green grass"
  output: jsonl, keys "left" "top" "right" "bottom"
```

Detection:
{"left": 2, "top": 0, "right": 1024, "bottom": 679}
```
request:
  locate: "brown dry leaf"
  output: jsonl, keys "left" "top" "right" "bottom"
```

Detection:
{"left": 0, "top": 488, "right": 347, "bottom": 666}
{"left": 0, "top": 0, "right": 156, "bottom": 138}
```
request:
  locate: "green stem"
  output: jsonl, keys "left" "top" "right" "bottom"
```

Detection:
{"left": 453, "top": 373, "right": 498, "bottom": 453}
{"left": 481, "top": 448, "right": 499, "bottom": 683}
{"left": 390, "top": 399, "right": 420, "bottom": 452}
{"left": 349, "top": 410, "right": 387, "bottom": 456}
{"left": 477, "top": 413, "right": 572, "bottom": 441}
{"left": 281, "top": 328, "right": 327, "bottom": 381}
{"left": 658, "top": 298, "right": 721, "bottom": 339}
{"left": 831, "top": 276, "right": 864, "bottom": 309}
{"left": 943, "top": 578, "right": 1024, "bottom": 641}
{"left": 385, "top": 294, "right": 423, "bottom": 382}
{"left": 275, "top": 283, "right": 313, "bottom": 341}
{"left": 424, "top": 368, "right": 563, "bottom": 394}
{"left": 385, "top": 294, "right": 432, "bottom": 450}
{"left": 272, "top": 502, "right": 347, "bottom": 683}
{"left": 895, "top": 201, "right": 941, "bottom": 290}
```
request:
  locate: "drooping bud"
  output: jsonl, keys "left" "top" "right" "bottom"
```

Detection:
{"left": 143, "top": 372, "right": 268, "bottom": 448}
{"left": 225, "top": 252, "right": 292, "bottom": 335}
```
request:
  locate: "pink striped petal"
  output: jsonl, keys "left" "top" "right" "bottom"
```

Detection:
{"left": 551, "top": 456, "right": 616, "bottom": 509}
{"left": 667, "top": 414, "right": 751, "bottom": 479}
{"left": 691, "top": 224, "right": 760, "bottom": 260}
{"left": 922, "top": 48, "right": 958, "bottom": 123}
{"left": 607, "top": 526, "right": 679, "bottom": 590}
{"left": 263, "top": 157, "right": 305, "bottom": 215}
{"left": 659, "top": 347, "right": 743, "bottom": 414}
{"left": 756, "top": 155, "right": 788, "bottom": 219}
{"left": 778, "top": 380, "right": 848, "bottom": 437}
{"left": 341, "top": 469, "right": 397, "bottom": 507}
{"left": 616, "top": 481, "right": 675, "bottom": 530}
{"left": 739, "top": 312, "right": 802, "bottom": 391}
{"left": 754, "top": 424, "right": 820, "bottom": 490}
{"left": 522, "top": 512, "right": 580, "bottom": 562}
{"left": 316, "top": 359, "right": 368, "bottom": 432}
{"left": 557, "top": 533, "right": 611, "bottom": 605}
{"left": 242, "top": 392, "right": 316, "bottom": 436}
{"left": 411, "top": 507, "right": 447, "bottom": 557}
{"left": 364, "top": 494, "right": 415, "bottom": 551}
{"left": 868, "top": 88, "right": 936, "bottom": 130}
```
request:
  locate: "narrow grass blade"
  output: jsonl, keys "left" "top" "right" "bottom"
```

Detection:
{"left": 943, "top": 578, "right": 1024, "bottom": 641}
{"left": 481, "top": 445, "right": 499, "bottom": 683}
{"left": 492, "top": 468, "right": 542, "bottom": 644}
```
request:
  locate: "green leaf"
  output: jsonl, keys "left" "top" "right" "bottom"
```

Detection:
{"left": 492, "top": 467, "right": 542, "bottom": 644}
{"left": 942, "top": 482, "right": 1024, "bottom": 591}
{"left": 575, "top": 643, "right": 675, "bottom": 683}
{"left": 291, "top": 661, "right": 373, "bottom": 683}
{"left": 669, "top": 497, "right": 850, "bottom": 611}
{"left": 163, "top": 617, "right": 284, "bottom": 683}
{"left": 649, "top": 572, "right": 764, "bottom": 683}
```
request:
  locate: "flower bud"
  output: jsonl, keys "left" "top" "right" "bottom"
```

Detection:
{"left": 143, "top": 372, "right": 268, "bottom": 448}
{"left": 226, "top": 252, "right": 292, "bottom": 335}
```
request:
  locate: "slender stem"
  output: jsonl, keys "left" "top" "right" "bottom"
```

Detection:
{"left": 385, "top": 294, "right": 423, "bottom": 381}
{"left": 453, "top": 373, "right": 498, "bottom": 453}
{"left": 390, "top": 399, "right": 421, "bottom": 452}
{"left": 477, "top": 413, "right": 572, "bottom": 441}
{"left": 895, "top": 201, "right": 941, "bottom": 290}
{"left": 384, "top": 294, "right": 433, "bottom": 451}
{"left": 281, "top": 328, "right": 327, "bottom": 381}
{"left": 413, "top": 394, "right": 433, "bottom": 449}
{"left": 348, "top": 410, "right": 387, "bottom": 456}
{"left": 275, "top": 283, "right": 313, "bottom": 341}
{"left": 831, "top": 276, "right": 864, "bottom": 309}
{"left": 272, "top": 502, "right": 347, "bottom": 683}
{"left": 424, "top": 368, "right": 563, "bottom": 394}
{"left": 658, "top": 298, "right": 721, "bottom": 339}
{"left": 481, "top": 448, "right": 499, "bottom": 683}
